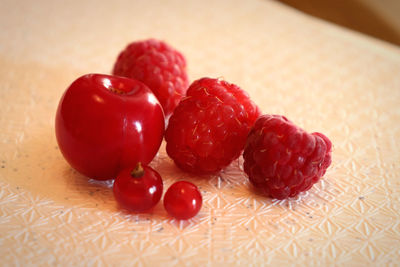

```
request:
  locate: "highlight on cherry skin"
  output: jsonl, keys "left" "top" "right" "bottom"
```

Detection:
{"left": 163, "top": 181, "right": 203, "bottom": 220}
{"left": 113, "top": 163, "right": 163, "bottom": 213}
{"left": 55, "top": 74, "right": 165, "bottom": 180}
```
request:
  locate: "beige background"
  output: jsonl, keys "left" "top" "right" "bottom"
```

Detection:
{"left": 0, "top": 0, "right": 399, "bottom": 265}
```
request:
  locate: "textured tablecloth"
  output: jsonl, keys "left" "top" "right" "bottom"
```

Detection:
{"left": 1, "top": 0, "right": 399, "bottom": 265}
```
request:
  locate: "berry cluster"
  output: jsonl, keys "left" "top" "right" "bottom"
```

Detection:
{"left": 166, "top": 77, "right": 261, "bottom": 174}
{"left": 56, "top": 38, "right": 333, "bottom": 222}
{"left": 113, "top": 39, "right": 188, "bottom": 117}
{"left": 243, "top": 115, "right": 332, "bottom": 199}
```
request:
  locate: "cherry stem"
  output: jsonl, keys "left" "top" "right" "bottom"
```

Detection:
{"left": 130, "top": 162, "right": 144, "bottom": 178}
{"left": 108, "top": 87, "right": 125, "bottom": 95}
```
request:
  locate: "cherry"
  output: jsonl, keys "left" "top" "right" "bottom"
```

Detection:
{"left": 55, "top": 74, "right": 164, "bottom": 180}
{"left": 113, "top": 163, "right": 163, "bottom": 213}
{"left": 163, "top": 181, "right": 202, "bottom": 220}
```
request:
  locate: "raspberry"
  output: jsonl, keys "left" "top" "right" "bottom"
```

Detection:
{"left": 166, "top": 77, "right": 261, "bottom": 174}
{"left": 112, "top": 39, "right": 189, "bottom": 116}
{"left": 243, "top": 115, "right": 332, "bottom": 199}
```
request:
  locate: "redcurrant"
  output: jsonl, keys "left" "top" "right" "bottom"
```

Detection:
{"left": 163, "top": 181, "right": 202, "bottom": 220}
{"left": 113, "top": 163, "right": 163, "bottom": 212}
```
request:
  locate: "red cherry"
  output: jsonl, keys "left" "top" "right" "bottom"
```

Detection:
{"left": 55, "top": 74, "right": 165, "bottom": 180}
{"left": 113, "top": 163, "right": 163, "bottom": 213}
{"left": 163, "top": 181, "right": 202, "bottom": 220}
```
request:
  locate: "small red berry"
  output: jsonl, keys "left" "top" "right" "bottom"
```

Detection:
{"left": 112, "top": 39, "right": 189, "bottom": 116}
{"left": 163, "top": 181, "right": 202, "bottom": 220}
{"left": 165, "top": 77, "right": 261, "bottom": 174}
{"left": 243, "top": 115, "right": 332, "bottom": 199}
{"left": 113, "top": 163, "right": 163, "bottom": 212}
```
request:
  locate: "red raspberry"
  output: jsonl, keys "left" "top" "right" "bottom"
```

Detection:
{"left": 243, "top": 115, "right": 332, "bottom": 199}
{"left": 112, "top": 39, "right": 189, "bottom": 116}
{"left": 166, "top": 77, "right": 261, "bottom": 174}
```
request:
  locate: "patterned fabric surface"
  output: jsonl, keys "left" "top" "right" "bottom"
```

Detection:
{"left": 0, "top": 0, "right": 399, "bottom": 265}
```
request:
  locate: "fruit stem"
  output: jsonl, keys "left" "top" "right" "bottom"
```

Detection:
{"left": 130, "top": 162, "right": 144, "bottom": 178}
{"left": 108, "top": 87, "right": 125, "bottom": 95}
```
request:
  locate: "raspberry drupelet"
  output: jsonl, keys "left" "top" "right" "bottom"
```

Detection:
{"left": 165, "top": 77, "right": 261, "bottom": 174}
